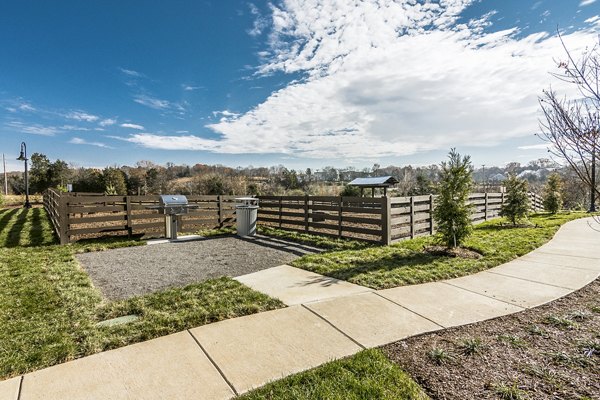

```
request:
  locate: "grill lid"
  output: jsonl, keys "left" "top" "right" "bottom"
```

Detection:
{"left": 159, "top": 194, "right": 188, "bottom": 206}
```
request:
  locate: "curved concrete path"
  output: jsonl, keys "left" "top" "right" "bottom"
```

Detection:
{"left": 2, "top": 217, "right": 600, "bottom": 399}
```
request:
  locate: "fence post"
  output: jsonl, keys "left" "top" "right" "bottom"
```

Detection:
{"left": 304, "top": 195, "right": 309, "bottom": 232}
{"left": 484, "top": 192, "right": 489, "bottom": 221}
{"left": 429, "top": 194, "right": 435, "bottom": 235}
{"left": 338, "top": 196, "right": 343, "bottom": 238}
{"left": 381, "top": 196, "right": 391, "bottom": 245}
{"left": 410, "top": 196, "right": 415, "bottom": 239}
{"left": 58, "top": 193, "right": 69, "bottom": 245}
{"left": 218, "top": 195, "right": 223, "bottom": 228}
{"left": 125, "top": 196, "right": 132, "bottom": 236}
{"left": 278, "top": 196, "right": 283, "bottom": 228}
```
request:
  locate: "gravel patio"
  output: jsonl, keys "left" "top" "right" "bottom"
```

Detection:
{"left": 76, "top": 235, "right": 321, "bottom": 299}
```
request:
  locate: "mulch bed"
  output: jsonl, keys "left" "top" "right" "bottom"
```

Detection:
{"left": 424, "top": 245, "right": 483, "bottom": 259}
{"left": 383, "top": 278, "right": 600, "bottom": 400}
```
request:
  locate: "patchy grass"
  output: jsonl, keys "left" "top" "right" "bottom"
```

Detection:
{"left": 498, "top": 334, "right": 528, "bottom": 349}
{"left": 1, "top": 194, "right": 43, "bottom": 207}
{"left": 458, "top": 338, "right": 486, "bottom": 356}
{"left": 239, "top": 349, "right": 429, "bottom": 400}
{"left": 0, "top": 207, "right": 283, "bottom": 379}
{"left": 259, "top": 225, "right": 371, "bottom": 251}
{"left": 493, "top": 382, "right": 528, "bottom": 400}
{"left": 427, "top": 348, "right": 455, "bottom": 365}
{"left": 292, "top": 212, "right": 589, "bottom": 289}
{"left": 195, "top": 225, "right": 237, "bottom": 237}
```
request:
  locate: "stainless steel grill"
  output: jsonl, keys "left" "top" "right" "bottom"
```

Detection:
{"left": 158, "top": 195, "right": 190, "bottom": 215}
{"left": 148, "top": 195, "right": 195, "bottom": 239}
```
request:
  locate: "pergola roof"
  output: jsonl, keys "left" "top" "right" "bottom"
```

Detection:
{"left": 348, "top": 176, "right": 399, "bottom": 187}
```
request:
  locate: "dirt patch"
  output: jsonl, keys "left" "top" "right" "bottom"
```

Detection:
{"left": 383, "top": 278, "right": 600, "bottom": 400}
{"left": 424, "top": 245, "right": 483, "bottom": 259}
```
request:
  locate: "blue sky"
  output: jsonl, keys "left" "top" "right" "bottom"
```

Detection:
{"left": 1, "top": 0, "right": 599, "bottom": 172}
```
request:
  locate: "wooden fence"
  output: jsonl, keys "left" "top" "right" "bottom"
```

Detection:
{"left": 44, "top": 190, "right": 545, "bottom": 245}
{"left": 259, "top": 192, "right": 545, "bottom": 245}
{"left": 43, "top": 189, "right": 237, "bottom": 244}
{"left": 257, "top": 196, "right": 388, "bottom": 243}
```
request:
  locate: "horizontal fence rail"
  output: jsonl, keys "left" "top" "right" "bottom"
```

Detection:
{"left": 257, "top": 195, "right": 387, "bottom": 244}
{"left": 43, "top": 189, "right": 237, "bottom": 244}
{"left": 44, "top": 190, "right": 545, "bottom": 245}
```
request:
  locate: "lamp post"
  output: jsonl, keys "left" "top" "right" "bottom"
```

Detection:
{"left": 16, "top": 142, "right": 31, "bottom": 209}
{"left": 481, "top": 164, "right": 486, "bottom": 192}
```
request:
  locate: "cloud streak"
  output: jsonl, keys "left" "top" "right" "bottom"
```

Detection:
{"left": 65, "top": 111, "right": 99, "bottom": 122}
{"left": 5, "top": 121, "right": 61, "bottom": 136}
{"left": 120, "top": 123, "right": 145, "bottom": 130}
{"left": 70, "top": 137, "right": 112, "bottom": 148}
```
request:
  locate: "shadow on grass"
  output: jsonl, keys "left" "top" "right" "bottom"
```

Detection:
{"left": 474, "top": 223, "right": 538, "bottom": 231}
{"left": 3, "top": 208, "right": 29, "bottom": 247}
{"left": 315, "top": 250, "right": 445, "bottom": 283}
{"left": 72, "top": 234, "right": 146, "bottom": 253}
{"left": 28, "top": 208, "right": 48, "bottom": 246}
{"left": 0, "top": 208, "right": 19, "bottom": 238}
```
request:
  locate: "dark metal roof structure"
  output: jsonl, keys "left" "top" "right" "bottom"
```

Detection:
{"left": 348, "top": 176, "right": 399, "bottom": 187}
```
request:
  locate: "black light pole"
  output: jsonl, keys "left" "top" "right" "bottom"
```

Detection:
{"left": 16, "top": 142, "right": 31, "bottom": 209}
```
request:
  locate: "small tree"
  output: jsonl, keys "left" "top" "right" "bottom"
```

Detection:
{"left": 433, "top": 149, "right": 474, "bottom": 248}
{"left": 340, "top": 184, "right": 361, "bottom": 197}
{"left": 102, "top": 167, "right": 128, "bottom": 195}
{"left": 501, "top": 175, "right": 530, "bottom": 225}
{"left": 542, "top": 173, "right": 563, "bottom": 213}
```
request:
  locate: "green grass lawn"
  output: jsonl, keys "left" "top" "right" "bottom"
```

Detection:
{"left": 240, "top": 349, "right": 429, "bottom": 400}
{"left": 258, "top": 225, "right": 371, "bottom": 251}
{"left": 292, "top": 212, "right": 590, "bottom": 289}
{"left": 0, "top": 207, "right": 283, "bottom": 379}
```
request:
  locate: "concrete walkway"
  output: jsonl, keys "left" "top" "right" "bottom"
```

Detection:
{"left": 3, "top": 218, "right": 600, "bottom": 399}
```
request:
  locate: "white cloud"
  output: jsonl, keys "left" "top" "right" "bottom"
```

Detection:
{"left": 69, "top": 137, "right": 112, "bottom": 148}
{"left": 133, "top": 94, "right": 171, "bottom": 110}
{"left": 580, "top": 0, "right": 597, "bottom": 6}
{"left": 171, "top": 0, "right": 597, "bottom": 159}
{"left": 99, "top": 118, "right": 117, "bottom": 126}
{"left": 118, "top": 133, "right": 221, "bottom": 151}
{"left": 65, "top": 111, "right": 99, "bottom": 122}
{"left": 61, "top": 125, "right": 92, "bottom": 131}
{"left": 248, "top": 3, "right": 268, "bottom": 36}
{"left": 119, "top": 67, "right": 143, "bottom": 77}
{"left": 585, "top": 15, "right": 600, "bottom": 25}
{"left": 5, "top": 121, "right": 61, "bottom": 136}
{"left": 120, "top": 123, "right": 145, "bottom": 130}
{"left": 18, "top": 103, "right": 36, "bottom": 112}
{"left": 517, "top": 144, "right": 549, "bottom": 150}
{"left": 182, "top": 84, "right": 204, "bottom": 91}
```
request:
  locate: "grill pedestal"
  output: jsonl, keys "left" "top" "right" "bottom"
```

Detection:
{"left": 165, "top": 214, "right": 180, "bottom": 240}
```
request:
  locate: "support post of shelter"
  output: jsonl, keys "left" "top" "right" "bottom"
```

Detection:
{"left": 381, "top": 196, "right": 391, "bottom": 245}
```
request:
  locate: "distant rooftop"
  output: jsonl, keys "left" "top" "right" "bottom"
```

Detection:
{"left": 348, "top": 176, "right": 399, "bottom": 187}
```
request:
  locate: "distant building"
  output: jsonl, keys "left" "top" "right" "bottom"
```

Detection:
{"left": 348, "top": 176, "right": 399, "bottom": 197}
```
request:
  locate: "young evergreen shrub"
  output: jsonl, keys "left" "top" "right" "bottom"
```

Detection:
{"left": 501, "top": 174, "right": 530, "bottom": 225}
{"left": 340, "top": 184, "right": 361, "bottom": 197}
{"left": 542, "top": 172, "right": 563, "bottom": 214}
{"left": 433, "top": 149, "right": 474, "bottom": 248}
